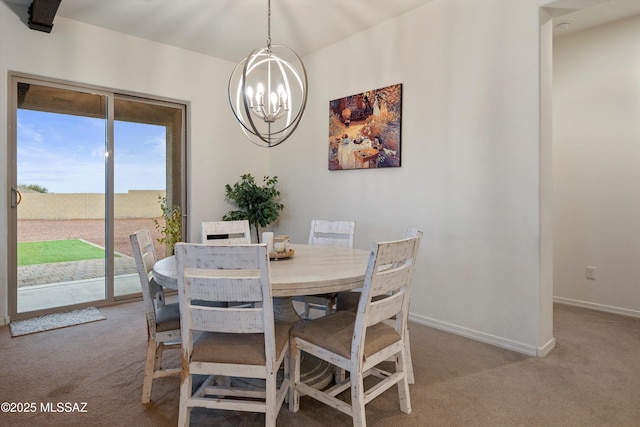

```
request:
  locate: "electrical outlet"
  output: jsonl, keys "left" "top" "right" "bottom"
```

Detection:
{"left": 586, "top": 266, "right": 596, "bottom": 280}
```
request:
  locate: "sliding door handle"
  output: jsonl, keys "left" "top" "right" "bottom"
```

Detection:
{"left": 11, "top": 188, "right": 21, "bottom": 208}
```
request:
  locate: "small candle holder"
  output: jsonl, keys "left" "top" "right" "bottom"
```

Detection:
{"left": 273, "top": 235, "right": 290, "bottom": 253}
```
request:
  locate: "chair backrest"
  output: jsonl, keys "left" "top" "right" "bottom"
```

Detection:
{"left": 175, "top": 243, "right": 276, "bottom": 364}
{"left": 308, "top": 219, "right": 356, "bottom": 248}
{"left": 201, "top": 220, "right": 251, "bottom": 245}
{"left": 403, "top": 226, "right": 423, "bottom": 299}
{"left": 130, "top": 229, "right": 163, "bottom": 335}
{"left": 404, "top": 226, "right": 423, "bottom": 261}
{"left": 352, "top": 234, "right": 421, "bottom": 361}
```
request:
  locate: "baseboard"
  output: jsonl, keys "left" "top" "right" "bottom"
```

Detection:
{"left": 409, "top": 313, "right": 553, "bottom": 357}
{"left": 0, "top": 316, "right": 9, "bottom": 327}
{"left": 554, "top": 296, "right": 640, "bottom": 318}
{"left": 537, "top": 336, "right": 556, "bottom": 357}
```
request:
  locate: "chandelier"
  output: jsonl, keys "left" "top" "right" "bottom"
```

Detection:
{"left": 228, "top": 0, "right": 308, "bottom": 148}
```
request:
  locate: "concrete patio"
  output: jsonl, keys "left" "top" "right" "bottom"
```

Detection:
{"left": 17, "top": 257, "right": 142, "bottom": 313}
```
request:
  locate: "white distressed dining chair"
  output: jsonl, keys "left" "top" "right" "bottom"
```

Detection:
{"left": 336, "top": 226, "right": 423, "bottom": 384}
{"left": 289, "top": 234, "right": 420, "bottom": 426}
{"left": 294, "top": 219, "right": 356, "bottom": 318}
{"left": 175, "top": 243, "right": 291, "bottom": 427}
{"left": 201, "top": 219, "right": 254, "bottom": 308}
{"left": 129, "top": 229, "right": 181, "bottom": 404}
{"left": 200, "top": 219, "right": 251, "bottom": 245}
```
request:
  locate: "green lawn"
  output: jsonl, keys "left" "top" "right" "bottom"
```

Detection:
{"left": 18, "top": 239, "right": 112, "bottom": 266}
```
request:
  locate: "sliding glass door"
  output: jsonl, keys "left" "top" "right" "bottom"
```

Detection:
{"left": 11, "top": 81, "right": 109, "bottom": 315}
{"left": 8, "top": 75, "right": 186, "bottom": 319}
{"left": 112, "top": 96, "right": 186, "bottom": 298}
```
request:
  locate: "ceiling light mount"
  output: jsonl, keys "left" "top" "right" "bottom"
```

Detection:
{"left": 228, "top": 0, "right": 308, "bottom": 148}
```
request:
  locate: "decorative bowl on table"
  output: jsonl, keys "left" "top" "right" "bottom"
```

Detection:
{"left": 270, "top": 235, "right": 293, "bottom": 259}
{"left": 269, "top": 249, "right": 294, "bottom": 260}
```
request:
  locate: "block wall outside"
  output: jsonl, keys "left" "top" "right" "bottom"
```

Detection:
{"left": 17, "top": 190, "right": 166, "bottom": 220}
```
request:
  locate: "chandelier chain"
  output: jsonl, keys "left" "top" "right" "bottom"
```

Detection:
{"left": 267, "top": 0, "right": 272, "bottom": 50}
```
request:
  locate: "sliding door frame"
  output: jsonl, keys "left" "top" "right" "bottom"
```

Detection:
{"left": 7, "top": 72, "right": 190, "bottom": 320}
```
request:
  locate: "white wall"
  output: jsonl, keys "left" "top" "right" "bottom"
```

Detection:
{"left": 271, "top": 0, "right": 555, "bottom": 355}
{"left": 553, "top": 14, "right": 640, "bottom": 317}
{"left": 0, "top": 2, "right": 270, "bottom": 322}
{"left": 1, "top": 0, "right": 560, "bottom": 355}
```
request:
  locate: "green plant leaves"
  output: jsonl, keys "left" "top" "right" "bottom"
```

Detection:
{"left": 153, "top": 196, "right": 182, "bottom": 254}
{"left": 223, "top": 174, "right": 284, "bottom": 242}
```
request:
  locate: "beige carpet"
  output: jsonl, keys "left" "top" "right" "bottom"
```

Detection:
{"left": 0, "top": 302, "right": 638, "bottom": 426}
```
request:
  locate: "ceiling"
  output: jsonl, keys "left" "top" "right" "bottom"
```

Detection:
{"left": 5, "top": 0, "right": 640, "bottom": 62}
{"left": 550, "top": 0, "right": 640, "bottom": 37}
{"left": 4, "top": 0, "right": 435, "bottom": 62}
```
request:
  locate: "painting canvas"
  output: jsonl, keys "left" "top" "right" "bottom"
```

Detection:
{"left": 328, "top": 83, "right": 402, "bottom": 170}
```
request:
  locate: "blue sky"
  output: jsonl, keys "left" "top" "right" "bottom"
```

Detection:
{"left": 17, "top": 109, "right": 166, "bottom": 194}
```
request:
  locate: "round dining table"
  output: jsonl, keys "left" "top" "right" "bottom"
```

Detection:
{"left": 153, "top": 243, "right": 370, "bottom": 298}
{"left": 152, "top": 243, "right": 371, "bottom": 388}
{"left": 153, "top": 243, "right": 370, "bottom": 322}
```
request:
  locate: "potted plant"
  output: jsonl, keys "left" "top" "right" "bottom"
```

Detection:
{"left": 153, "top": 195, "right": 182, "bottom": 255}
{"left": 223, "top": 174, "right": 284, "bottom": 243}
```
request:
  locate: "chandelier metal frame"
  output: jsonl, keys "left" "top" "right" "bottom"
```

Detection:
{"left": 228, "top": 0, "right": 308, "bottom": 148}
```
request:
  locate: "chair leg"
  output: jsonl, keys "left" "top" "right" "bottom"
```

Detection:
{"left": 214, "top": 375, "right": 231, "bottom": 387}
{"left": 283, "top": 345, "right": 290, "bottom": 405}
{"left": 335, "top": 366, "right": 346, "bottom": 383}
{"left": 265, "top": 371, "right": 277, "bottom": 427}
{"left": 350, "top": 373, "right": 367, "bottom": 427}
{"left": 289, "top": 339, "right": 301, "bottom": 413}
{"left": 325, "top": 295, "right": 336, "bottom": 315}
{"left": 154, "top": 342, "right": 165, "bottom": 371}
{"left": 396, "top": 351, "right": 412, "bottom": 414}
{"left": 141, "top": 338, "right": 158, "bottom": 404}
{"left": 178, "top": 363, "right": 192, "bottom": 427}
{"left": 303, "top": 302, "right": 311, "bottom": 319}
{"left": 404, "top": 330, "right": 414, "bottom": 384}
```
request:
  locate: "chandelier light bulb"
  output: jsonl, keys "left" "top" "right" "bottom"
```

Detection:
{"left": 246, "top": 86, "right": 254, "bottom": 107}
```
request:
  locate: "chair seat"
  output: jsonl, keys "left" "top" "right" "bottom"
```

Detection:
{"left": 336, "top": 291, "right": 361, "bottom": 312}
{"left": 155, "top": 302, "right": 181, "bottom": 332}
{"left": 192, "top": 321, "right": 293, "bottom": 365}
{"left": 291, "top": 311, "right": 400, "bottom": 360}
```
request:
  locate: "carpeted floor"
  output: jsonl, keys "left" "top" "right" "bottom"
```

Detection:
{"left": 0, "top": 302, "right": 638, "bottom": 426}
